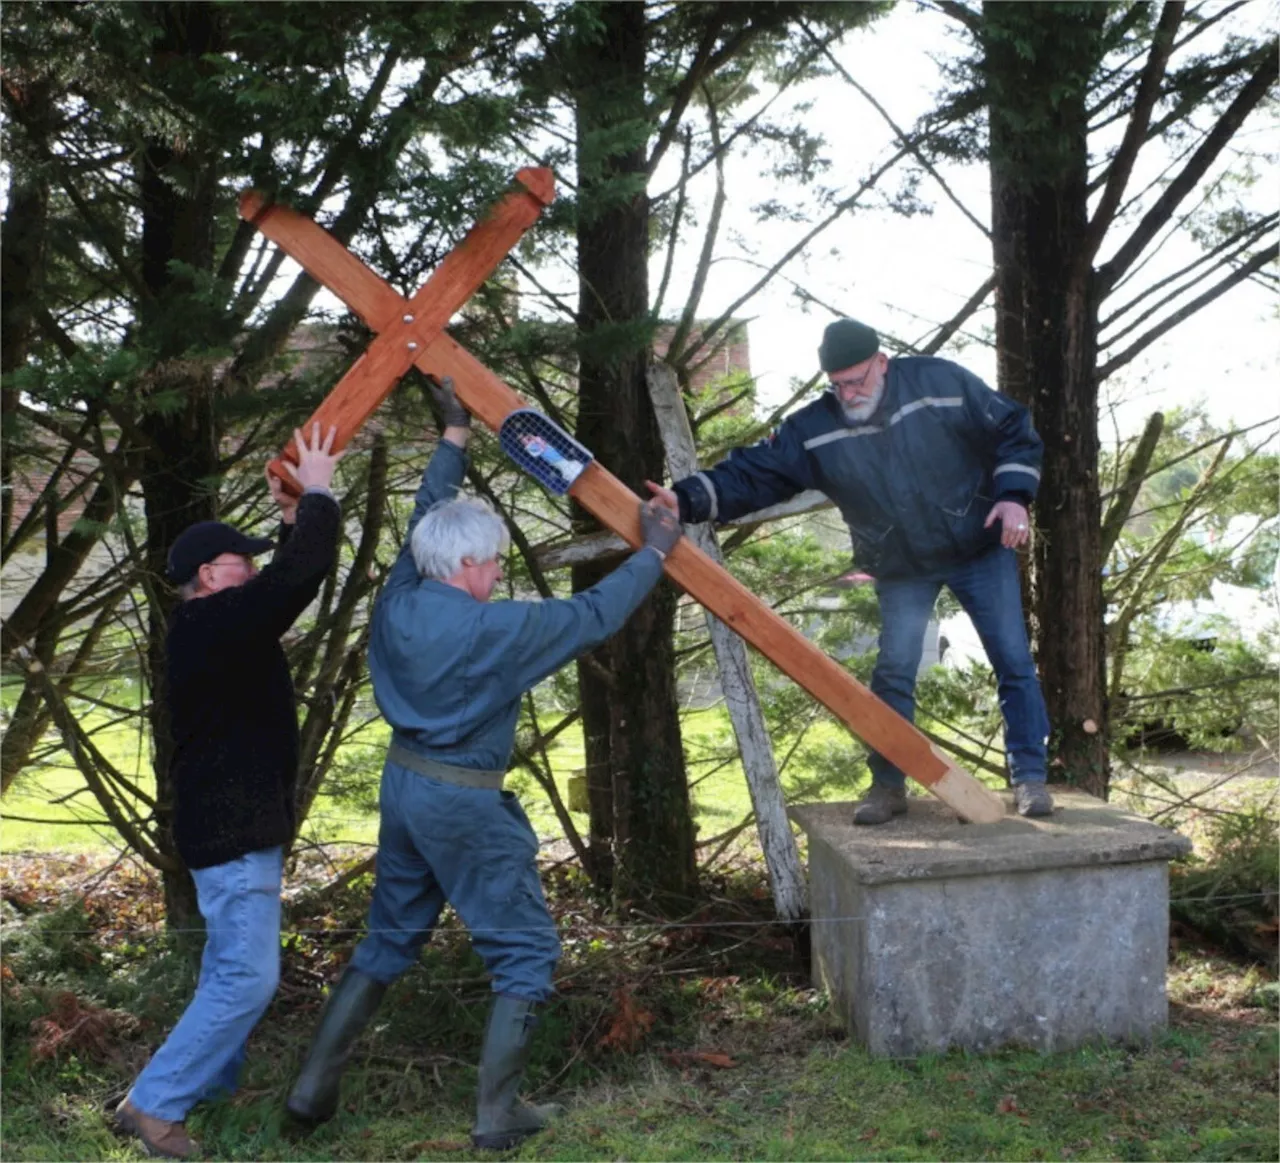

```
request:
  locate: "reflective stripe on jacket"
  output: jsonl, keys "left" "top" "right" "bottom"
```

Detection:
{"left": 673, "top": 356, "right": 1042, "bottom": 580}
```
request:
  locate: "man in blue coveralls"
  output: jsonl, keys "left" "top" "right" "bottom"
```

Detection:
{"left": 286, "top": 379, "right": 683, "bottom": 1149}
{"left": 648, "top": 318, "right": 1054, "bottom": 823}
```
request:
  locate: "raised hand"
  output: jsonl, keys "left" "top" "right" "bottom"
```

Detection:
{"left": 267, "top": 465, "right": 299, "bottom": 524}
{"left": 426, "top": 375, "right": 472, "bottom": 430}
{"left": 284, "top": 423, "right": 342, "bottom": 494}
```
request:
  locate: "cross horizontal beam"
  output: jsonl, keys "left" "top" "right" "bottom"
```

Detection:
{"left": 240, "top": 167, "right": 554, "bottom": 492}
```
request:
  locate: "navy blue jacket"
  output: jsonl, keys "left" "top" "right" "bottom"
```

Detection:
{"left": 673, "top": 356, "right": 1042, "bottom": 580}
{"left": 369, "top": 439, "right": 665, "bottom": 771}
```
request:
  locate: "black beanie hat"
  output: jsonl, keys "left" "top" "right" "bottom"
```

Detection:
{"left": 818, "top": 318, "right": 880, "bottom": 373}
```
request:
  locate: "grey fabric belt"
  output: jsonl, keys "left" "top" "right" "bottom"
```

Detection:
{"left": 387, "top": 741, "right": 505, "bottom": 790}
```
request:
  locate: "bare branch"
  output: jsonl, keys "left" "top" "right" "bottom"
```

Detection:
{"left": 679, "top": 143, "right": 916, "bottom": 368}
{"left": 1101, "top": 411, "right": 1165, "bottom": 560}
{"left": 1087, "top": 1, "right": 1185, "bottom": 260}
{"left": 803, "top": 20, "right": 990, "bottom": 239}
{"left": 666, "top": 89, "right": 727, "bottom": 364}
{"left": 920, "top": 275, "right": 997, "bottom": 355}
{"left": 647, "top": 9, "right": 730, "bottom": 177}
{"left": 1098, "top": 242, "right": 1278, "bottom": 380}
{"left": 15, "top": 647, "right": 174, "bottom": 870}
{"left": 934, "top": 0, "right": 981, "bottom": 34}
{"left": 1097, "top": 43, "right": 1278, "bottom": 293}
{"left": 654, "top": 128, "right": 693, "bottom": 318}
{"left": 1100, "top": 212, "right": 1276, "bottom": 331}
{"left": 1103, "top": 232, "right": 1276, "bottom": 351}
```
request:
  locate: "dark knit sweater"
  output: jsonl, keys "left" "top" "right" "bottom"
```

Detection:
{"left": 166, "top": 491, "right": 340, "bottom": 870}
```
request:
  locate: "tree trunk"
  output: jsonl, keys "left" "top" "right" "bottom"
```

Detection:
{"left": 0, "top": 77, "right": 50, "bottom": 548}
{"left": 571, "top": 0, "right": 697, "bottom": 908}
{"left": 134, "top": 2, "right": 227, "bottom": 921}
{"left": 163, "top": 864, "right": 205, "bottom": 961}
{"left": 984, "top": 3, "right": 1110, "bottom": 794}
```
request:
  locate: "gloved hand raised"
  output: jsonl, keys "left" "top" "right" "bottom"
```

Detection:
{"left": 425, "top": 375, "right": 471, "bottom": 430}
{"left": 639, "top": 500, "right": 682, "bottom": 560}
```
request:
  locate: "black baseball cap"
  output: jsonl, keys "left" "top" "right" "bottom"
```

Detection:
{"left": 167, "top": 521, "right": 275, "bottom": 584}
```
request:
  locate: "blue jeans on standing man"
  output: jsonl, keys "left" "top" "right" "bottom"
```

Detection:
{"left": 128, "top": 847, "right": 282, "bottom": 1122}
{"left": 868, "top": 546, "right": 1050, "bottom": 789}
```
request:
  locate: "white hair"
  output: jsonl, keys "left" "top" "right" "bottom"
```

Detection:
{"left": 411, "top": 495, "right": 510, "bottom": 581}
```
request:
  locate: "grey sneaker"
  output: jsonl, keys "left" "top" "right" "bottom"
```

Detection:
{"left": 853, "top": 784, "right": 908, "bottom": 826}
{"left": 1014, "top": 783, "right": 1054, "bottom": 817}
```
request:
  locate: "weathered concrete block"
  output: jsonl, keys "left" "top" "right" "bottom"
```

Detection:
{"left": 789, "top": 791, "right": 1191, "bottom": 1057}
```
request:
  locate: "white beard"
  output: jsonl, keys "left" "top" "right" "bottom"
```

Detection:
{"left": 840, "top": 379, "right": 886, "bottom": 425}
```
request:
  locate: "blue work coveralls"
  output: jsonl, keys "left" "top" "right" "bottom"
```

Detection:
{"left": 351, "top": 439, "right": 665, "bottom": 1000}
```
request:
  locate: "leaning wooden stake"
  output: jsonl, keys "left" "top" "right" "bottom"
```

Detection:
{"left": 239, "top": 174, "right": 1005, "bottom": 825}
{"left": 648, "top": 363, "right": 807, "bottom": 919}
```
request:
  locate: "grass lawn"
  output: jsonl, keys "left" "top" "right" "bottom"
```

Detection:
{"left": 6, "top": 681, "right": 1273, "bottom": 1161}
{"left": 1, "top": 848, "right": 1275, "bottom": 1163}
{"left": 2, "top": 692, "right": 882, "bottom": 859}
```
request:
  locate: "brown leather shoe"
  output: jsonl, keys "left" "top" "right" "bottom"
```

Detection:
{"left": 114, "top": 1097, "right": 200, "bottom": 1159}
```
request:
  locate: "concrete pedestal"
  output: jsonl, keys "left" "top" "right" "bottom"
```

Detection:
{"left": 789, "top": 792, "right": 1191, "bottom": 1057}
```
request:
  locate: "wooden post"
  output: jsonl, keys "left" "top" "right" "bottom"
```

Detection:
{"left": 647, "top": 363, "right": 807, "bottom": 919}
{"left": 239, "top": 177, "right": 1005, "bottom": 825}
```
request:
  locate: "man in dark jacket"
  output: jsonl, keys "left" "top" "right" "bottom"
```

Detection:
{"left": 114, "top": 424, "right": 343, "bottom": 1159}
{"left": 285, "top": 379, "right": 683, "bottom": 1150}
{"left": 648, "top": 318, "right": 1053, "bottom": 823}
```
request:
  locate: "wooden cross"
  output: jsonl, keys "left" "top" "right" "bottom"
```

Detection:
{"left": 240, "top": 169, "right": 1005, "bottom": 825}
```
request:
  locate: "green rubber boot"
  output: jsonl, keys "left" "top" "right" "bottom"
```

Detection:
{"left": 286, "top": 967, "right": 387, "bottom": 1124}
{"left": 470, "top": 995, "right": 562, "bottom": 1150}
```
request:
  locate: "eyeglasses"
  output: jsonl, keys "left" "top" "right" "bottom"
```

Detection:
{"left": 829, "top": 365, "right": 878, "bottom": 392}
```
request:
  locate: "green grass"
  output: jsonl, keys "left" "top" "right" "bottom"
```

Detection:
{"left": 3, "top": 843, "right": 1276, "bottom": 1163}
{"left": 2, "top": 923, "right": 1275, "bottom": 1162}
{"left": 2, "top": 693, "right": 875, "bottom": 859}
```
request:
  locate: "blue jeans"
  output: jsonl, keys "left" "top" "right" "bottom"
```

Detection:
{"left": 868, "top": 547, "right": 1049, "bottom": 788}
{"left": 129, "top": 847, "right": 282, "bottom": 1122}
{"left": 351, "top": 760, "right": 561, "bottom": 1002}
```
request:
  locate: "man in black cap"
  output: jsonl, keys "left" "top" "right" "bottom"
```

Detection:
{"left": 647, "top": 318, "right": 1054, "bottom": 822}
{"left": 115, "top": 423, "right": 342, "bottom": 1159}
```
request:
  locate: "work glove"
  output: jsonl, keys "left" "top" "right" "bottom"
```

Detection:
{"left": 639, "top": 500, "right": 682, "bottom": 560}
{"left": 425, "top": 374, "right": 471, "bottom": 429}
